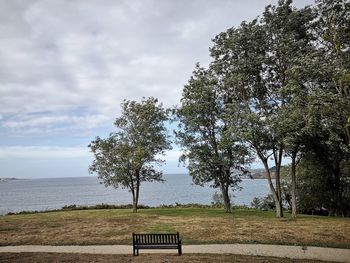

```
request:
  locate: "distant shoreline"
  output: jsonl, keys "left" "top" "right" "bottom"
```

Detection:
{"left": 0, "top": 178, "right": 25, "bottom": 182}
{"left": 0, "top": 174, "right": 272, "bottom": 180}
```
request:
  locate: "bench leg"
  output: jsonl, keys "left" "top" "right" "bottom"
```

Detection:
{"left": 178, "top": 244, "right": 182, "bottom": 255}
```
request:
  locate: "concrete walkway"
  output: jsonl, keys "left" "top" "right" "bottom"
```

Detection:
{"left": 0, "top": 244, "right": 349, "bottom": 262}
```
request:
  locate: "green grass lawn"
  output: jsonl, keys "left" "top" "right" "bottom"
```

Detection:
{"left": 0, "top": 208, "right": 349, "bottom": 248}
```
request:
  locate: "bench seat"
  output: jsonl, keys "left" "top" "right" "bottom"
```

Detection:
{"left": 132, "top": 233, "right": 182, "bottom": 256}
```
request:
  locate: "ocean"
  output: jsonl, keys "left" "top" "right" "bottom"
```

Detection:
{"left": 0, "top": 174, "right": 271, "bottom": 215}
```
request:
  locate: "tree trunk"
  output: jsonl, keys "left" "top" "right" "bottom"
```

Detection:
{"left": 261, "top": 157, "right": 283, "bottom": 217}
{"left": 291, "top": 151, "right": 297, "bottom": 218}
{"left": 132, "top": 201, "right": 137, "bottom": 213}
{"left": 129, "top": 172, "right": 138, "bottom": 213}
{"left": 221, "top": 184, "right": 231, "bottom": 213}
{"left": 332, "top": 162, "right": 341, "bottom": 216}
{"left": 135, "top": 178, "right": 140, "bottom": 213}
{"left": 131, "top": 189, "right": 137, "bottom": 213}
{"left": 275, "top": 200, "right": 283, "bottom": 218}
{"left": 274, "top": 148, "right": 284, "bottom": 218}
{"left": 130, "top": 171, "right": 141, "bottom": 213}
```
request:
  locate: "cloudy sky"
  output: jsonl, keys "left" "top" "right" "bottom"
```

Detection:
{"left": 0, "top": 0, "right": 314, "bottom": 178}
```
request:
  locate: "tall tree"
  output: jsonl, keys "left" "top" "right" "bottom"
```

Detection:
{"left": 89, "top": 98, "right": 171, "bottom": 213}
{"left": 298, "top": 0, "right": 350, "bottom": 216}
{"left": 176, "top": 65, "right": 252, "bottom": 213}
{"left": 210, "top": 0, "right": 314, "bottom": 217}
{"left": 278, "top": 92, "right": 307, "bottom": 218}
{"left": 301, "top": 88, "right": 350, "bottom": 215}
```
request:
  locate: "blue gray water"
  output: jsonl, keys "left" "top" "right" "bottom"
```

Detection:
{"left": 0, "top": 174, "right": 271, "bottom": 215}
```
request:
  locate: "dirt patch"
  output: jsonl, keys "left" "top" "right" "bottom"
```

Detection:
{"left": 0, "top": 253, "right": 329, "bottom": 263}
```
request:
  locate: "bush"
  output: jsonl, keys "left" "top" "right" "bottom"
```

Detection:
{"left": 250, "top": 197, "right": 261, "bottom": 209}
{"left": 250, "top": 194, "right": 275, "bottom": 211}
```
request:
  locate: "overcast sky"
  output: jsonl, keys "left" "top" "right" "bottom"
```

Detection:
{"left": 0, "top": 0, "right": 314, "bottom": 178}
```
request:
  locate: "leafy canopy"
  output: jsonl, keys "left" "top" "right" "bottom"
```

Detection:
{"left": 89, "top": 97, "right": 171, "bottom": 190}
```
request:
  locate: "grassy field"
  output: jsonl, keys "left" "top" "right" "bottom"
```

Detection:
{"left": 0, "top": 208, "right": 349, "bottom": 248}
{"left": 0, "top": 253, "right": 330, "bottom": 263}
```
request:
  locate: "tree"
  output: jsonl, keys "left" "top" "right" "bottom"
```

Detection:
{"left": 294, "top": 0, "right": 350, "bottom": 216}
{"left": 296, "top": 151, "right": 349, "bottom": 216}
{"left": 89, "top": 98, "right": 171, "bottom": 213}
{"left": 262, "top": 0, "right": 350, "bottom": 217}
{"left": 176, "top": 65, "right": 252, "bottom": 213}
{"left": 277, "top": 79, "right": 310, "bottom": 218}
{"left": 299, "top": 90, "right": 350, "bottom": 216}
{"left": 210, "top": 0, "right": 315, "bottom": 217}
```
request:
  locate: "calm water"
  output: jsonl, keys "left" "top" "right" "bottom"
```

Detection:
{"left": 0, "top": 174, "right": 271, "bottom": 215}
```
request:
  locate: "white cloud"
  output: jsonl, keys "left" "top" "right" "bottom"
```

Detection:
{"left": 0, "top": 0, "right": 314, "bottom": 177}
{"left": 1, "top": 113, "right": 111, "bottom": 135}
{"left": 0, "top": 0, "right": 314, "bottom": 138}
{"left": 0, "top": 146, "right": 90, "bottom": 159}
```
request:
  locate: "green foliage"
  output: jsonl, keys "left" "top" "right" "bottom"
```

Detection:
{"left": 297, "top": 0, "right": 350, "bottom": 214}
{"left": 89, "top": 97, "right": 171, "bottom": 212}
{"left": 182, "top": 0, "right": 350, "bottom": 217}
{"left": 203, "top": 0, "right": 317, "bottom": 217}
{"left": 176, "top": 65, "right": 252, "bottom": 213}
{"left": 250, "top": 194, "right": 276, "bottom": 211}
{"left": 296, "top": 152, "right": 350, "bottom": 216}
{"left": 315, "top": 0, "right": 350, "bottom": 97}
{"left": 250, "top": 197, "right": 262, "bottom": 209}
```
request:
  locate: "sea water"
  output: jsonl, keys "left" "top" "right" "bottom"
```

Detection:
{"left": 0, "top": 174, "right": 271, "bottom": 215}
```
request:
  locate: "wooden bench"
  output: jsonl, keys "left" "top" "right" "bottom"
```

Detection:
{"left": 132, "top": 233, "right": 182, "bottom": 256}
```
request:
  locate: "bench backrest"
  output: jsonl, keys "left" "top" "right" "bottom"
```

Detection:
{"left": 133, "top": 233, "right": 180, "bottom": 245}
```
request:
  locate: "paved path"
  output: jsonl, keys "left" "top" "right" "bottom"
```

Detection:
{"left": 0, "top": 244, "right": 349, "bottom": 262}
